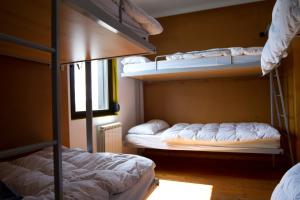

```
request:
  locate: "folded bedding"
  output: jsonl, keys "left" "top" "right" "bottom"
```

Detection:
{"left": 0, "top": 147, "right": 155, "bottom": 200}
{"left": 271, "top": 163, "right": 300, "bottom": 200}
{"left": 165, "top": 47, "right": 262, "bottom": 61}
{"left": 121, "top": 0, "right": 163, "bottom": 35}
{"left": 229, "top": 47, "right": 263, "bottom": 56}
{"left": 160, "top": 122, "right": 280, "bottom": 148}
{"left": 261, "top": 0, "right": 300, "bottom": 75}
{"left": 90, "top": 0, "right": 163, "bottom": 38}
{"left": 165, "top": 49, "right": 231, "bottom": 61}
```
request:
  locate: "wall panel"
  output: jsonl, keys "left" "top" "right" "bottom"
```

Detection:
{"left": 0, "top": 55, "right": 69, "bottom": 150}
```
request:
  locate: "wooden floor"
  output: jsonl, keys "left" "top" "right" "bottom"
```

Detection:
{"left": 145, "top": 152, "right": 288, "bottom": 200}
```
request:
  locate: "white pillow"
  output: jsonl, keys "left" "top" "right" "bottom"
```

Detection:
{"left": 128, "top": 120, "right": 169, "bottom": 135}
{"left": 121, "top": 56, "right": 150, "bottom": 65}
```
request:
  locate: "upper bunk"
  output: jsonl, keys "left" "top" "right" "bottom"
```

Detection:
{"left": 121, "top": 47, "right": 263, "bottom": 81}
{"left": 0, "top": 0, "right": 162, "bottom": 64}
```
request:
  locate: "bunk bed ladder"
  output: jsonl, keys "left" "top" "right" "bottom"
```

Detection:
{"left": 270, "top": 68, "right": 295, "bottom": 165}
{"left": 0, "top": 0, "right": 63, "bottom": 199}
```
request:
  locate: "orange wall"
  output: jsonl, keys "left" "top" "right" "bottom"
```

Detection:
{"left": 149, "top": 1, "right": 274, "bottom": 57}
{"left": 282, "top": 38, "right": 300, "bottom": 161}
{"left": 0, "top": 55, "right": 69, "bottom": 150}
{"left": 144, "top": 77, "right": 270, "bottom": 124}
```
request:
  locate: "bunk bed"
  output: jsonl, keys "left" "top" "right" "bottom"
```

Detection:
{"left": 121, "top": 47, "right": 262, "bottom": 81}
{"left": 123, "top": 46, "right": 294, "bottom": 164}
{"left": 0, "top": 0, "right": 161, "bottom": 199}
{"left": 120, "top": 48, "right": 285, "bottom": 158}
{"left": 126, "top": 121, "right": 283, "bottom": 154}
{"left": 122, "top": 0, "right": 299, "bottom": 164}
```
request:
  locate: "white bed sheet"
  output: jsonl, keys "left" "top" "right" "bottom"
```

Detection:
{"left": 126, "top": 134, "right": 282, "bottom": 154}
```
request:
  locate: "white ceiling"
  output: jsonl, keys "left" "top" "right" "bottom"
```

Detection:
{"left": 130, "top": 0, "right": 262, "bottom": 18}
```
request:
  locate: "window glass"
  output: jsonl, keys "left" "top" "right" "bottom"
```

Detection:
{"left": 70, "top": 59, "right": 112, "bottom": 119}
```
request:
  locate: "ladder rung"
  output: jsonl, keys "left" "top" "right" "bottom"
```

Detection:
{"left": 0, "top": 33, "right": 55, "bottom": 53}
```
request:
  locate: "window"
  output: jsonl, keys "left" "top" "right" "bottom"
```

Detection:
{"left": 70, "top": 59, "right": 114, "bottom": 119}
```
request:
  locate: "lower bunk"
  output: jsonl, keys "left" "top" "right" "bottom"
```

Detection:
{"left": 125, "top": 120, "right": 284, "bottom": 156}
{"left": 0, "top": 147, "right": 156, "bottom": 200}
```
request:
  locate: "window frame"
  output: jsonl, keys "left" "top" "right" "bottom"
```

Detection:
{"left": 69, "top": 59, "right": 114, "bottom": 120}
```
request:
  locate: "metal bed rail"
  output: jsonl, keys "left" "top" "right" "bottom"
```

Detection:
{"left": 0, "top": 33, "right": 55, "bottom": 53}
{"left": 0, "top": 0, "right": 63, "bottom": 199}
{"left": 0, "top": 141, "right": 56, "bottom": 160}
{"left": 85, "top": 61, "right": 93, "bottom": 153}
{"left": 51, "top": 0, "right": 63, "bottom": 199}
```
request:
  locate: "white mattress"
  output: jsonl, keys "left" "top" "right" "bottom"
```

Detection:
{"left": 161, "top": 123, "right": 280, "bottom": 147}
{"left": 90, "top": 0, "right": 162, "bottom": 38}
{"left": 125, "top": 123, "right": 282, "bottom": 154}
{"left": 122, "top": 54, "right": 261, "bottom": 73}
{"left": 0, "top": 147, "right": 155, "bottom": 200}
{"left": 271, "top": 163, "right": 300, "bottom": 200}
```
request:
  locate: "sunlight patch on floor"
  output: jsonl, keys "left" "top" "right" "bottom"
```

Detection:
{"left": 147, "top": 179, "right": 213, "bottom": 200}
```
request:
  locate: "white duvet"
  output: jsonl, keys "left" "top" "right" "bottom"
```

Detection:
{"left": 165, "top": 49, "right": 231, "bottom": 61}
{"left": 165, "top": 47, "right": 262, "bottom": 61}
{"left": 261, "top": 0, "right": 300, "bottom": 75}
{"left": 0, "top": 147, "right": 154, "bottom": 200}
{"left": 160, "top": 123, "right": 280, "bottom": 147}
{"left": 271, "top": 163, "right": 300, "bottom": 200}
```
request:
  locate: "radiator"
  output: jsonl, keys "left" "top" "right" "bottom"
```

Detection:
{"left": 97, "top": 122, "right": 122, "bottom": 153}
